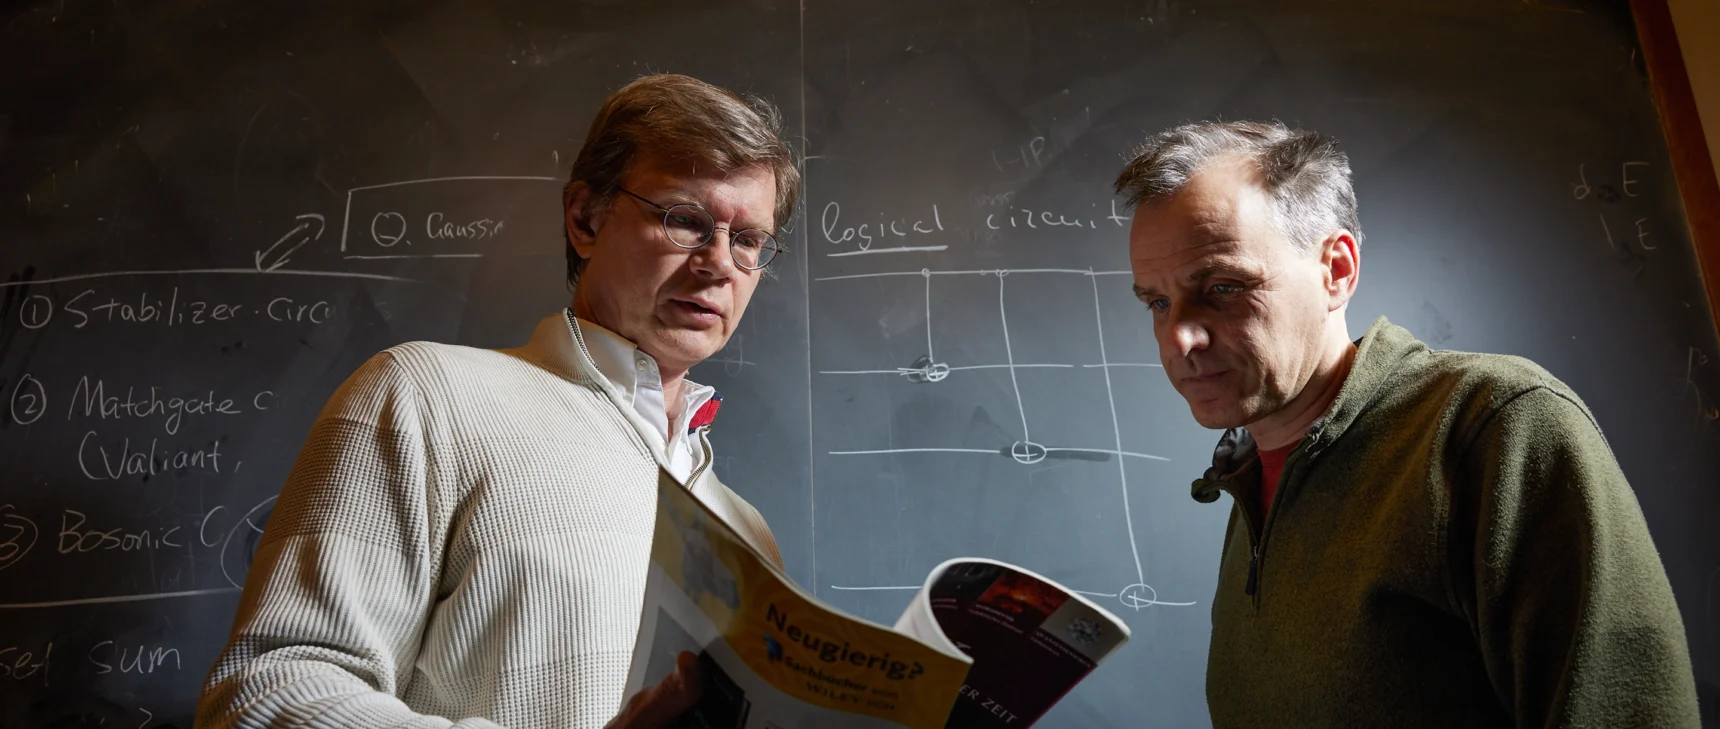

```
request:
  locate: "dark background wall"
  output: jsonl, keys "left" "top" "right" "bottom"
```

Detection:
{"left": 2, "top": 1, "right": 1717, "bottom": 726}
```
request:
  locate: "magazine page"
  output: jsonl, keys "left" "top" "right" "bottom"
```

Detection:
{"left": 894, "top": 559, "right": 1131, "bottom": 728}
{"left": 624, "top": 470, "right": 974, "bottom": 729}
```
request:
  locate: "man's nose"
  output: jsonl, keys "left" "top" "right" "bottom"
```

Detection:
{"left": 1164, "top": 307, "right": 1211, "bottom": 358}
{"left": 689, "top": 228, "right": 739, "bottom": 278}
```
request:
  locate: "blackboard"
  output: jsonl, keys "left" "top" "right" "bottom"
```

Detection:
{"left": 3, "top": 1, "right": 1718, "bottom": 726}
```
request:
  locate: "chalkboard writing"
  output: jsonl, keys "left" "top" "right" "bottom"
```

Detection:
{"left": 3, "top": 1, "right": 1719, "bottom": 727}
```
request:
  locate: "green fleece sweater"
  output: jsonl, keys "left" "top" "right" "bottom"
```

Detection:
{"left": 1192, "top": 317, "right": 1699, "bottom": 728}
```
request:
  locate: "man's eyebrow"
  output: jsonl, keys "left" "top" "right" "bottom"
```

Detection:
{"left": 650, "top": 189, "right": 698, "bottom": 206}
{"left": 1180, "top": 264, "right": 1219, "bottom": 285}
{"left": 1182, "top": 260, "right": 1253, "bottom": 285}
{"left": 1132, "top": 262, "right": 1246, "bottom": 301}
{"left": 734, "top": 208, "right": 776, "bottom": 232}
{"left": 660, "top": 190, "right": 773, "bottom": 231}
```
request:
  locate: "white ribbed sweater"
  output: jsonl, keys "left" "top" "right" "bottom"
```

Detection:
{"left": 196, "top": 312, "right": 782, "bottom": 729}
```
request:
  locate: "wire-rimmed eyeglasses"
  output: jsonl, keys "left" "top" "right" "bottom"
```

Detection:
{"left": 619, "top": 188, "right": 781, "bottom": 270}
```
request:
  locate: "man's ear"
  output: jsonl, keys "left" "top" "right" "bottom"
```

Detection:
{"left": 1319, "top": 229, "right": 1360, "bottom": 312}
{"left": 564, "top": 182, "right": 602, "bottom": 261}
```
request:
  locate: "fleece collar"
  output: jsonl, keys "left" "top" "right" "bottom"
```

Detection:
{"left": 1191, "top": 316, "right": 1426, "bottom": 503}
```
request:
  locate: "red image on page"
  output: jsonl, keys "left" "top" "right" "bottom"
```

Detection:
{"left": 974, "top": 571, "right": 1067, "bottom": 628}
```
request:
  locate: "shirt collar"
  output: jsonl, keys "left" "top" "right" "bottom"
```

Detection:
{"left": 575, "top": 316, "right": 645, "bottom": 400}
{"left": 572, "top": 315, "right": 717, "bottom": 430}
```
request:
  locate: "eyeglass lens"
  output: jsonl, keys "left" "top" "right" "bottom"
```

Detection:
{"left": 660, "top": 204, "right": 778, "bottom": 269}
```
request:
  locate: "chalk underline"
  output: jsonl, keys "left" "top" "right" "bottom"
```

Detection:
{"left": 827, "top": 245, "right": 950, "bottom": 257}
{"left": 0, "top": 587, "right": 242, "bottom": 610}
{"left": 0, "top": 267, "right": 418, "bottom": 288}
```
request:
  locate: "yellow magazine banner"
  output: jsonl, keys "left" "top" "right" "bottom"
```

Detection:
{"left": 652, "top": 475, "right": 972, "bottom": 728}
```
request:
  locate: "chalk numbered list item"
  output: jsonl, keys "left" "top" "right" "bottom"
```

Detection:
{"left": 626, "top": 471, "right": 1130, "bottom": 729}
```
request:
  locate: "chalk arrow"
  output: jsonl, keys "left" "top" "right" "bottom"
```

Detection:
{"left": 254, "top": 213, "right": 326, "bottom": 272}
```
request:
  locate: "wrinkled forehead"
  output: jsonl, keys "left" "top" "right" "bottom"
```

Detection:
{"left": 1127, "top": 166, "right": 1280, "bottom": 282}
{"left": 1130, "top": 239, "right": 1252, "bottom": 296}
{"left": 1128, "top": 199, "right": 1247, "bottom": 276}
{"left": 624, "top": 154, "right": 778, "bottom": 230}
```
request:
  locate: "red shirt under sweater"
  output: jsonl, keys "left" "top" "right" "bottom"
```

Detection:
{"left": 1258, "top": 442, "right": 1298, "bottom": 518}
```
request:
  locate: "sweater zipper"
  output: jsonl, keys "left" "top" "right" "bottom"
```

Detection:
{"left": 1245, "top": 545, "right": 1261, "bottom": 598}
{"left": 566, "top": 310, "right": 691, "bottom": 477}
{"left": 1245, "top": 427, "right": 1326, "bottom": 611}
{"left": 1247, "top": 454, "right": 1293, "bottom": 612}
{"left": 1236, "top": 494, "right": 1263, "bottom": 607}
{"left": 687, "top": 426, "right": 715, "bottom": 487}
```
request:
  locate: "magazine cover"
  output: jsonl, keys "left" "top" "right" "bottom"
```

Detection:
{"left": 623, "top": 471, "right": 1131, "bottom": 728}
{"left": 624, "top": 471, "right": 975, "bottom": 729}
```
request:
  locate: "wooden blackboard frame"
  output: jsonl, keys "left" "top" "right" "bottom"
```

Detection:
{"left": 1634, "top": 0, "right": 1720, "bottom": 341}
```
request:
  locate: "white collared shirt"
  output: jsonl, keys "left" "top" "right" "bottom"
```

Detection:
{"left": 574, "top": 317, "right": 714, "bottom": 483}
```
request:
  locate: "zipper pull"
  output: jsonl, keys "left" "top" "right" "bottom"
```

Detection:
{"left": 1245, "top": 545, "right": 1260, "bottom": 596}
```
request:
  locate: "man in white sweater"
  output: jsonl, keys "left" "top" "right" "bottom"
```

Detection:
{"left": 196, "top": 74, "right": 801, "bottom": 729}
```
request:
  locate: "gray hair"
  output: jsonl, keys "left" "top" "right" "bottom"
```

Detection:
{"left": 1114, "top": 120, "right": 1362, "bottom": 251}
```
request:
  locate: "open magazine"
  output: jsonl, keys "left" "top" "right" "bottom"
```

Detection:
{"left": 622, "top": 470, "right": 1131, "bottom": 729}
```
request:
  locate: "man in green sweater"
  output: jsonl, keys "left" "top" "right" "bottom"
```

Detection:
{"left": 1114, "top": 120, "right": 1700, "bottom": 727}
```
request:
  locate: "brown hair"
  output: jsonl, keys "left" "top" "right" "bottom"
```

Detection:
{"left": 563, "top": 74, "right": 802, "bottom": 287}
